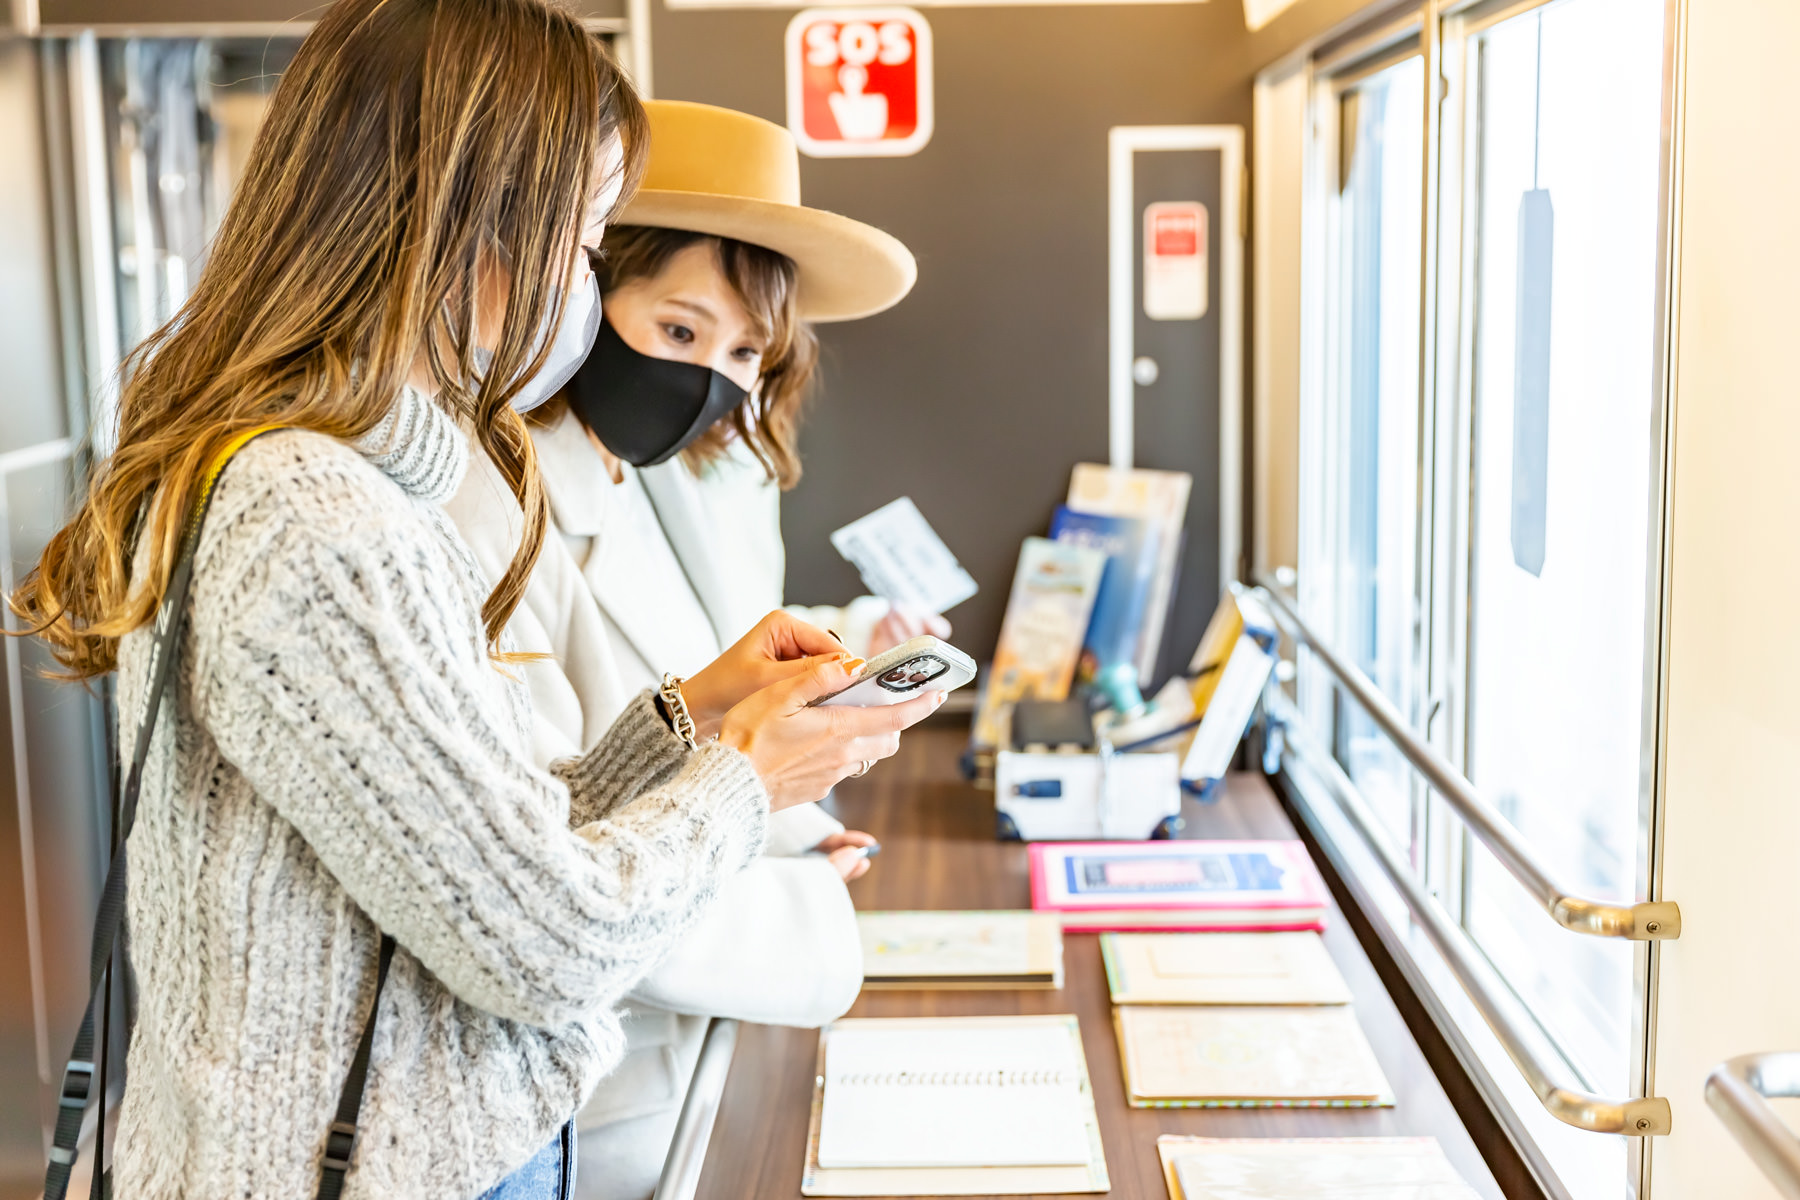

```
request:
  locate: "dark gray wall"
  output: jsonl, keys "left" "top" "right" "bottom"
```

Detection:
{"left": 652, "top": 0, "right": 1257, "bottom": 666}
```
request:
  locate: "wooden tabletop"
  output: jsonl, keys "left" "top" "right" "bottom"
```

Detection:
{"left": 694, "top": 726, "right": 1505, "bottom": 1200}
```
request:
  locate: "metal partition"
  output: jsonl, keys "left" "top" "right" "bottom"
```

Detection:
{"left": 1706, "top": 1054, "right": 1800, "bottom": 1200}
{"left": 651, "top": 1018, "right": 739, "bottom": 1200}
{"left": 1, "top": 440, "right": 116, "bottom": 1190}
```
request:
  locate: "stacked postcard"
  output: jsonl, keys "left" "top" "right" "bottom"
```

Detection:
{"left": 1097, "top": 930, "right": 1393, "bottom": 1109}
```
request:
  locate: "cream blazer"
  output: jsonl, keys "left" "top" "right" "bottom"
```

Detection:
{"left": 442, "top": 412, "right": 862, "bottom": 1177}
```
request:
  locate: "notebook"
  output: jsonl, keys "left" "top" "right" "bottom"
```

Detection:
{"left": 801, "top": 1015, "right": 1109, "bottom": 1196}
{"left": 858, "top": 911, "right": 1065, "bottom": 989}
{"left": 970, "top": 537, "right": 1108, "bottom": 748}
{"left": 1029, "top": 840, "right": 1329, "bottom": 932}
{"left": 1156, "top": 1136, "right": 1482, "bottom": 1199}
{"left": 1114, "top": 1005, "right": 1394, "bottom": 1108}
{"left": 1101, "top": 932, "right": 1352, "bottom": 1005}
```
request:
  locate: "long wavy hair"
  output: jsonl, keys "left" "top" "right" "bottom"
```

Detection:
{"left": 11, "top": 0, "right": 648, "bottom": 677}
{"left": 595, "top": 225, "right": 818, "bottom": 489}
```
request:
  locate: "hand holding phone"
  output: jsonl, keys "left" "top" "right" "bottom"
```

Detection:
{"left": 681, "top": 610, "right": 853, "bottom": 738}
{"left": 717, "top": 655, "right": 939, "bottom": 810}
{"left": 810, "top": 635, "right": 977, "bottom": 708}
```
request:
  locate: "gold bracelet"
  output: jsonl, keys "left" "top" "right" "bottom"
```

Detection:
{"left": 659, "top": 673, "right": 700, "bottom": 751}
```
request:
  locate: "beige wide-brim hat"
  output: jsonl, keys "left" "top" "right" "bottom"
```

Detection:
{"left": 617, "top": 100, "right": 917, "bottom": 322}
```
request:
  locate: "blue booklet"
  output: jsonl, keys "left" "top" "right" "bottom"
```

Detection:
{"left": 1049, "top": 507, "right": 1160, "bottom": 701}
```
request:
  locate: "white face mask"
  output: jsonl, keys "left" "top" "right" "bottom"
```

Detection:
{"left": 474, "top": 271, "right": 603, "bottom": 413}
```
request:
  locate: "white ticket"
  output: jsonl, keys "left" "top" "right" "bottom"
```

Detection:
{"left": 829, "top": 497, "right": 978, "bottom": 615}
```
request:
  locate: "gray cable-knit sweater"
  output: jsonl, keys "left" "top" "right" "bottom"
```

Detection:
{"left": 109, "top": 388, "right": 769, "bottom": 1198}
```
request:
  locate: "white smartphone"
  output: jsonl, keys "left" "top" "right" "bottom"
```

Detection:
{"left": 811, "top": 635, "right": 978, "bottom": 708}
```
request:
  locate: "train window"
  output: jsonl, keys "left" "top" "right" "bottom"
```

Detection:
{"left": 1308, "top": 53, "right": 1425, "bottom": 852}
{"left": 1287, "top": 1, "right": 1672, "bottom": 1195}
{"left": 1457, "top": 0, "right": 1667, "bottom": 1111}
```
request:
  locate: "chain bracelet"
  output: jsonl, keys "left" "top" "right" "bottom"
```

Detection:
{"left": 659, "top": 673, "right": 700, "bottom": 751}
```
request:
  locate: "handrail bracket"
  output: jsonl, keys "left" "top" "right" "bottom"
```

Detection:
{"left": 1550, "top": 895, "right": 1681, "bottom": 940}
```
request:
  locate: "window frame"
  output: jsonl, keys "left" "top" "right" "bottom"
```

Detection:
{"left": 1273, "top": 1, "right": 1683, "bottom": 1197}
{"left": 1301, "top": 44, "right": 1431, "bottom": 872}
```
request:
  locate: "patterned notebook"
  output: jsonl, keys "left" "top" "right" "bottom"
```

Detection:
{"left": 1156, "top": 1136, "right": 1481, "bottom": 1199}
{"left": 1100, "top": 931, "right": 1351, "bottom": 1005}
{"left": 1114, "top": 1005, "right": 1394, "bottom": 1109}
{"left": 859, "top": 911, "right": 1064, "bottom": 989}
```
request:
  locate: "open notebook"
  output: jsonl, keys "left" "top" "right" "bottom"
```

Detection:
{"left": 1156, "top": 1136, "right": 1482, "bottom": 1199}
{"left": 802, "top": 1015, "right": 1109, "bottom": 1196}
{"left": 1101, "top": 931, "right": 1352, "bottom": 1005}
{"left": 1115, "top": 1005, "right": 1394, "bottom": 1108}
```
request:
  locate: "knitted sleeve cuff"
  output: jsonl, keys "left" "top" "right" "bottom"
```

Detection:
{"left": 554, "top": 691, "right": 689, "bottom": 824}
{"left": 664, "top": 740, "right": 771, "bottom": 873}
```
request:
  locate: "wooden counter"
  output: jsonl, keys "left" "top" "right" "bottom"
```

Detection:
{"left": 693, "top": 726, "right": 1505, "bottom": 1199}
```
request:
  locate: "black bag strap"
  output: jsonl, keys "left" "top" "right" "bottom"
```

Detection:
{"left": 316, "top": 932, "right": 396, "bottom": 1200}
{"left": 43, "top": 427, "right": 394, "bottom": 1200}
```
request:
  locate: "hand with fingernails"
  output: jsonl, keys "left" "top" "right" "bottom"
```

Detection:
{"left": 868, "top": 602, "right": 952, "bottom": 657}
{"left": 676, "top": 610, "right": 941, "bottom": 811}
{"left": 815, "top": 830, "right": 879, "bottom": 881}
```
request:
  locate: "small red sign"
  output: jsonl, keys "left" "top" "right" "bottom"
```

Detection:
{"left": 786, "top": 7, "right": 933, "bottom": 158}
{"left": 1143, "top": 201, "right": 1209, "bottom": 321}
{"left": 1152, "top": 211, "right": 1201, "bottom": 258}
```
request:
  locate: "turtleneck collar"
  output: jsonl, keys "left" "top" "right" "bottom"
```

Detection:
{"left": 354, "top": 387, "right": 469, "bottom": 504}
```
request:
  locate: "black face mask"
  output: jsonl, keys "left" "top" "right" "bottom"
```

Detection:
{"left": 564, "top": 318, "right": 751, "bottom": 467}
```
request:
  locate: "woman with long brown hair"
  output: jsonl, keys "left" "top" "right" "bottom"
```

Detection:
{"left": 10, "top": 3, "right": 937, "bottom": 1196}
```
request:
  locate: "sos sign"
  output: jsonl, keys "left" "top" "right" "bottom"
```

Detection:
{"left": 785, "top": 7, "right": 933, "bottom": 158}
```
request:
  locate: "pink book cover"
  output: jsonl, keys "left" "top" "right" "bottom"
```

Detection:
{"left": 1028, "top": 841, "right": 1329, "bottom": 922}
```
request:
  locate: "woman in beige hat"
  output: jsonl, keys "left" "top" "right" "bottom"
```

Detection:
{"left": 443, "top": 99, "right": 948, "bottom": 1199}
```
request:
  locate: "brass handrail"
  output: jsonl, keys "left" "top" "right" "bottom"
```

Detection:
{"left": 1706, "top": 1054, "right": 1800, "bottom": 1199}
{"left": 1254, "top": 578, "right": 1679, "bottom": 941}
{"left": 1268, "top": 690, "right": 1672, "bottom": 1136}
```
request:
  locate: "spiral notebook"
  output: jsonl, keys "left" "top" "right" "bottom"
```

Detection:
{"left": 801, "top": 1015, "right": 1109, "bottom": 1196}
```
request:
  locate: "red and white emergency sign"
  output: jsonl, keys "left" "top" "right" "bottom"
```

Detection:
{"left": 784, "top": 7, "right": 933, "bottom": 158}
{"left": 1142, "top": 201, "right": 1209, "bottom": 320}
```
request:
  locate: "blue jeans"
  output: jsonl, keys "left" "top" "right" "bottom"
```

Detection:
{"left": 479, "top": 1122, "right": 576, "bottom": 1200}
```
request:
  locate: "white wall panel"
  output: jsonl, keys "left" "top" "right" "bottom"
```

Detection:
{"left": 1650, "top": 1, "right": 1800, "bottom": 1195}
